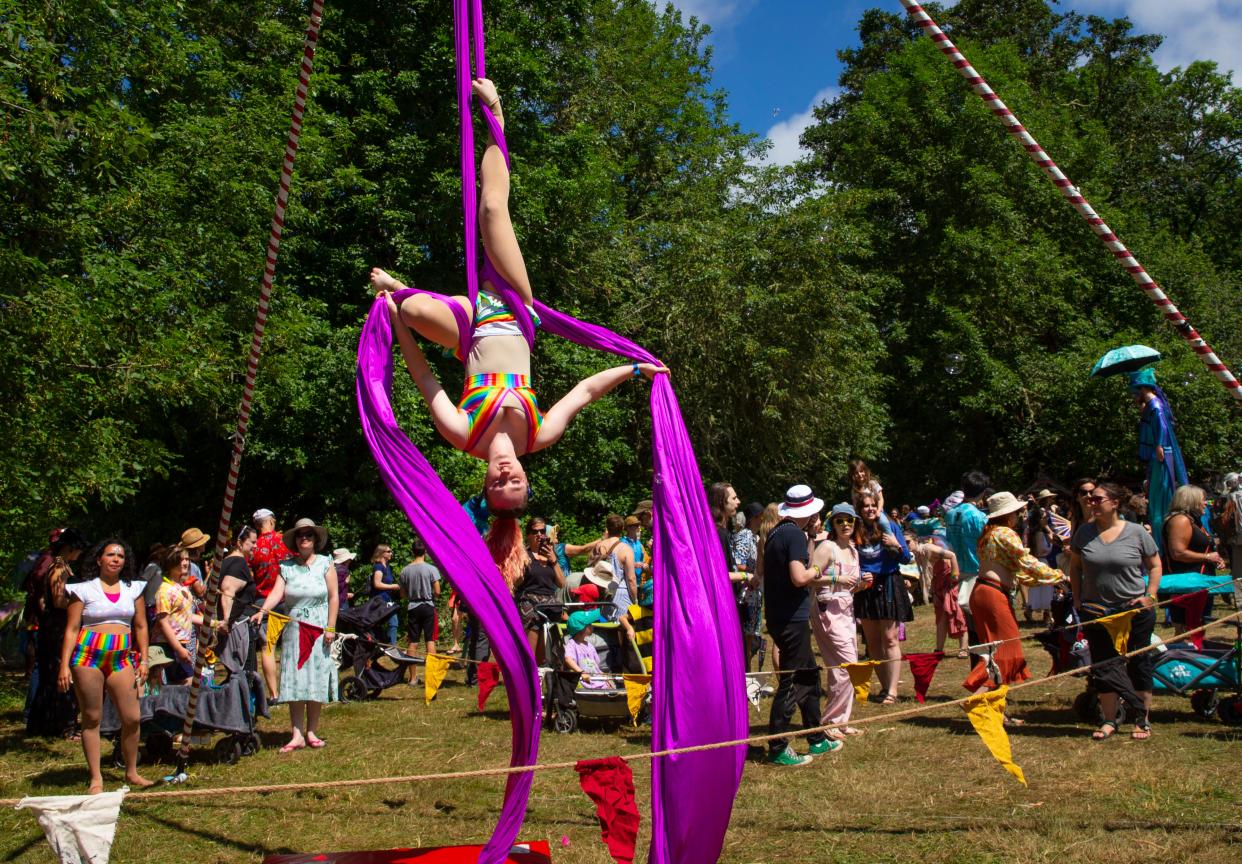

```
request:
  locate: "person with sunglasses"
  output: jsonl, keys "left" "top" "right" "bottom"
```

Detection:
{"left": 1068, "top": 482, "right": 1162, "bottom": 741}
{"left": 852, "top": 491, "right": 913, "bottom": 705}
{"left": 809, "top": 503, "right": 864, "bottom": 737}
{"left": 253, "top": 518, "right": 339, "bottom": 753}
{"left": 515, "top": 517, "right": 564, "bottom": 659}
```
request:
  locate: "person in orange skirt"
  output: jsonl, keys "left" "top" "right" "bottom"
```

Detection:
{"left": 963, "top": 492, "right": 1064, "bottom": 722}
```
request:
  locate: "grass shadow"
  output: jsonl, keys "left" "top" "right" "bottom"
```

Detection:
{"left": 133, "top": 810, "right": 298, "bottom": 857}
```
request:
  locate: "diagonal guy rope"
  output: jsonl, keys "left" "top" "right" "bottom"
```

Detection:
{"left": 176, "top": 0, "right": 328, "bottom": 769}
{"left": 6, "top": 610, "right": 1234, "bottom": 807}
{"left": 896, "top": 0, "right": 1242, "bottom": 405}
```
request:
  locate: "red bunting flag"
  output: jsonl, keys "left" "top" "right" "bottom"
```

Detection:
{"left": 575, "top": 756, "right": 640, "bottom": 864}
{"left": 297, "top": 621, "right": 324, "bottom": 669}
{"left": 904, "top": 652, "right": 945, "bottom": 704}
{"left": 477, "top": 661, "right": 502, "bottom": 711}
{"left": 1169, "top": 589, "right": 1209, "bottom": 650}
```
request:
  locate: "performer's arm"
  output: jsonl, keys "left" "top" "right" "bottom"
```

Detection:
{"left": 533, "top": 363, "right": 668, "bottom": 451}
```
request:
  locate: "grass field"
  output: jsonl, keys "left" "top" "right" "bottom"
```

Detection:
{"left": 1, "top": 607, "right": 1239, "bottom": 864}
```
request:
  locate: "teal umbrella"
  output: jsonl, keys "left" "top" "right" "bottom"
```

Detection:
{"left": 1091, "top": 344, "right": 1162, "bottom": 378}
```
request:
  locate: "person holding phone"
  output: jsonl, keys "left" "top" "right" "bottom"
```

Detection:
{"left": 516, "top": 517, "right": 565, "bottom": 658}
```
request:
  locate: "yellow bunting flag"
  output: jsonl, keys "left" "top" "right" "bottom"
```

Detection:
{"left": 963, "top": 685, "right": 1026, "bottom": 786}
{"left": 264, "top": 612, "right": 289, "bottom": 655}
{"left": 1093, "top": 609, "right": 1138, "bottom": 655}
{"left": 622, "top": 674, "right": 652, "bottom": 726}
{"left": 423, "top": 654, "right": 451, "bottom": 705}
{"left": 843, "top": 661, "right": 881, "bottom": 702}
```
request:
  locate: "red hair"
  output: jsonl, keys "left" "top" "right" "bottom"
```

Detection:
{"left": 485, "top": 514, "right": 528, "bottom": 593}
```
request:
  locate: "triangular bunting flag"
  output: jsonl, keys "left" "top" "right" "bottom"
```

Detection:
{"left": 622, "top": 674, "right": 652, "bottom": 726}
{"left": 575, "top": 757, "right": 641, "bottom": 864}
{"left": 264, "top": 612, "right": 288, "bottom": 656}
{"left": 963, "top": 685, "right": 1026, "bottom": 785}
{"left": 904, "top": 652, "right": 945, "bottom": 704}
{"left": 1093, "top": 609, "right": 1138, "bottom": 655}
{"left": 477, "top": 661, "right": 502, "bottom": 711}
{"left": 17, "top": 786, "right": 127, "bottom": 864}
{"left": 296, "top": 621, "right": 323, "bottom": 670}
{"left": 1169, "top": 590, "right": 1209, "bottom": 650}
{"left": 424, "top": 654, "right": 451, "bottom": 704}
{"left": 843, "top": 661, "right": 881, "bottom": 702}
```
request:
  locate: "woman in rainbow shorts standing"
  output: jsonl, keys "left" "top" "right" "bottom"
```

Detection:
{"left": 58, "top": 539, "right": 153, "bottom": 793}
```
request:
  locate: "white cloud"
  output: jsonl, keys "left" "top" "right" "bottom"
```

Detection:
{"left": 758, "top": 86, "right": 839, "bottom": 167}
{"left": 1072, "top": 0, "right": 1241, "bottom": 75}
{"left": 664, "top": 0, "right": 757, "bottom": 30}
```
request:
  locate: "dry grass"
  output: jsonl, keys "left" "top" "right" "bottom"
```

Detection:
{"left": 1, "top": 610, "right": 1240, "bottom": 863}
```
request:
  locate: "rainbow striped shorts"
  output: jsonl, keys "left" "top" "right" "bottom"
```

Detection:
{"left": 70, "top": 630, "right": 137, "bottom": 676}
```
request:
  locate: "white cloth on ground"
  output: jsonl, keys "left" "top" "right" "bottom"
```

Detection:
{"left": 16, "top": 787, "right": 127, "bottom": 864}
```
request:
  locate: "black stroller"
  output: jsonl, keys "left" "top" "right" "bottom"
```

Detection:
{"left": 336, "top": 595, "right": 421, "bottom": 701}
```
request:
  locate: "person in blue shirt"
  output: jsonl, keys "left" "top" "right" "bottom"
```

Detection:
{"left": 852, "top": 491, "right": 913, "bottom": 705}
{"left": 1129, "top": 368, "right": 1188, "bottom": 554}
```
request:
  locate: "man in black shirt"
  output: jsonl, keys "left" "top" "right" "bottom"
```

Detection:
{"left": 762, "top": 485, "right": 842, "bottom": 766}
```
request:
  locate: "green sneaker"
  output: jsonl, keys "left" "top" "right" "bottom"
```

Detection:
{"left": 768, "top": 746, "right": 813, "bottom": 767}
{"left": 808, "top": 738, "right": 844, "bottom": 755}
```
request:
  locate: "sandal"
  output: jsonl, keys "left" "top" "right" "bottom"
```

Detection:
{"left": 1131, "top": 722, "right": 1152, "bottom": 741}
{"left": 1003, "top": 715, "right": 1025, "bottom": 727}
{"left": 306, "top": 735, "right": 326, "bottom": 749}
{"left": 955, "top": 649, "right": 969, "bottom": 659}
{"left": 279, "top": 741, "right": 306, "bottom": 754}
{"left": 1092, "top": 721, "right": 1117, "bottom": 741}
{"left": 880, "top": 693, "right": 898, "bottom": 706}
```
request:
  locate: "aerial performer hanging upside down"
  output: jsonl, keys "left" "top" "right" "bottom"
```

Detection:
{"left": 1128, "top": 368, "right": 1187, "bottom": 554}
{"left": 370, "top": 77, "right": 666, "bottom": 589}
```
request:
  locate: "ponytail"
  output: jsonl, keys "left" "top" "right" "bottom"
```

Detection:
{"left": 485, "top": 515, "right": 528, "bottom": 592}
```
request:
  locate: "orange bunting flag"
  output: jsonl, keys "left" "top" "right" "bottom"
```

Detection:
{"left": 476, "top": 661, "right": 502, "bottom": 711}
{"left": 963, "top": 685, "right": 1026, "bottom": 785}
{"left": 263, "top": 612, "right": 288, "bottom": 655}
{"left": 622, "top": 675, "right": 652, "bottom": 726}
{"left": 1093, "top": 609, "right": 1138, "bottom": 655}
{"left": 424, "top": 654, "right": 451, "bottom": 704}
{"left": 843, "top": 661, "right": 881, "bottom": 702}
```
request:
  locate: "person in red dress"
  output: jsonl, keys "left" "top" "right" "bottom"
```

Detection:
{"left": 248, "top": 507, "right": 291, "bottom": 701}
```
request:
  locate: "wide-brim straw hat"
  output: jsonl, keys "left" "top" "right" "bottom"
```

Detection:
{"left": 778, "top": 485, "right": 824, "bottom": 519}
{"left": 283, "top": 518, "right": 328, "bottom": 552}
{"left": 1036, "top": 488, "right": 1057, "bottom": 501}
{"left": 180, "top": 527, "right": 209, "bottom": 549}
{"left": 332, "top": 547, "right": 355, "bottom": 565}
{"left": 986, "top": 492, "right": 1028, "bottom": 521}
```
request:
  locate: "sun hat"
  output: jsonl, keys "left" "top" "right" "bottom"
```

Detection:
{"left": 633, "top": 499, "right": 653, "bottom": 514}
{"left": 1127, "top": 368, "right": 1157, "bottom": 392}
{"left": 828, "top": 502, "right": 858, "bottom": 522}
{"left": 566, "top": 610, "right": 602, "bottom": 637}
{"left": 915, "top": 505, "right": 930, "bottom": 517}
{"left": 179, "top": 527, "right": 209, "bottom": 550}
{"left": 985, "top": 492, "right": 1028, "bottom": 521}
{"left": 252, "top": 508, "right": 275, "bottom": 523}
{"left": 583, "top": 558, "right": 617, "bottom": 591}
{"left": 146, "top": 644, "right": 176, "bottom": 669}
{"left": 332, "top": 547, "right": 355, "bottom": 565}
{"left": 624, "top": 515, "right": 640, "bottom": 528}
{"left": 778, "top": 484, "right": 823, "bottom": 519}
{"left": 1036, "top": 488, "right": 1057, "bottom": 501}
{"left": 282, "top": 517, "right": 328, "bottom": 552}
{"left": 742, "top": 502, "right": 764, "bottom": 522}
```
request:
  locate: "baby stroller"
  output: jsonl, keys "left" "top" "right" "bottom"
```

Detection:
{"left": 103, "top": 621, "right": 268, "bottom": 765}
{"left": 336, "top": 595, "right": 420, "bottom": 701}
{"left": 1151, "top": 573, "right": 1241, "bottom": 724}
{"left": 533, "top": 602, "right": 643, "bottom": 734}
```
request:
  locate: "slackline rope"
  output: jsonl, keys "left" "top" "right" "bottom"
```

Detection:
{"left": 175, "top": 0, "right": 327, "bottom": 770}
{"left": 6, "top": 609, "right": 1235, "bottom": 807}
{"left": 897, "top": 0, "right": 1242, "bottom": 405}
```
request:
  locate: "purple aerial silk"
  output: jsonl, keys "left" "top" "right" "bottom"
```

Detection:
{"left": 355, "top": 2, "right": 746, "bottom": 861}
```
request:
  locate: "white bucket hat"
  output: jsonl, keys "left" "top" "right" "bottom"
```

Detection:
{"left": 985, "top": 491, "right": 1028, "bottom": 520}
{"left": 778, "top": 484, "right": 824, "bottom": 519}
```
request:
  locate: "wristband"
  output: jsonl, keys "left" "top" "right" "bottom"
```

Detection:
{"left": 632, "top": 362, "right": 641, "bottom": 378}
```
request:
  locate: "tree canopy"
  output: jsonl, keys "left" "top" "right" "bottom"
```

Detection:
{"left": 3, "top": 0, "right": 1239, "bottom": 570}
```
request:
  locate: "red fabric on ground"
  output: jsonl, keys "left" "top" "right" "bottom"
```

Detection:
{"left": 575, "top": 756, "right": 640, "bottom": 864}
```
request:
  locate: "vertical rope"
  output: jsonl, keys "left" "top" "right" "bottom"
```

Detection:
{"left": 897, "top": 0, "right": 1242, "bottom": 404}
{"left": 175, "top": 0, "right": 327, "bottom": 772}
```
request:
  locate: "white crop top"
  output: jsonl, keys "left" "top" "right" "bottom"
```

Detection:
{"left": 65, "top": 578, "right": 146, "bottom": 628}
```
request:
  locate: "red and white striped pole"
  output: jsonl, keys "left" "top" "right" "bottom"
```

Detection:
{"left": 897, "top": 0, "right": 1242, "bottom": 404}
{"left": 174, "top": 0, "right": 326, "bottom": 774}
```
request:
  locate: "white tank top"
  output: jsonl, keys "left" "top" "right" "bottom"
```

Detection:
{"left": 65, "top": 578, "right": 146, "bottom": 628}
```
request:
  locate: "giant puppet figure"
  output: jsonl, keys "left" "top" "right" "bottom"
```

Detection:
{"left": 1128, "top": 368, "right": 1188, "bottom": 553}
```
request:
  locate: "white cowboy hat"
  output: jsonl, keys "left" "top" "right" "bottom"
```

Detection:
{"left": 985, "top": 492, "right": 1028, "bottom": 520}
{"left": 778, "top": 484, "right": 824, "bottom": 519}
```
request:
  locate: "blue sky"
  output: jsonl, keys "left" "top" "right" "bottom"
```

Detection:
{"left": 669, "top": 1, "right": 1242, "bottom": 165}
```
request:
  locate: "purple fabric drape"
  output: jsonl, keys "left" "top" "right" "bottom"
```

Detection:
{"left": 356, "top": 2, "right": 745, "bottom": 860}
{"left": 356, "top": 300, "right": 539, "bottom": 864}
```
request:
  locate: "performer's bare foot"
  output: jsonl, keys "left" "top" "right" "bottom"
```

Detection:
{"left": 370, "top": 267, "right": 402, "bottom": 294}
{"left": 126, "top": 773, "right": 155, "bottom": 788}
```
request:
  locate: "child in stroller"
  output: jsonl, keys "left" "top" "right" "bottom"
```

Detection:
{"left": 533, "top": 603, "right": 638, "bottom": 734}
